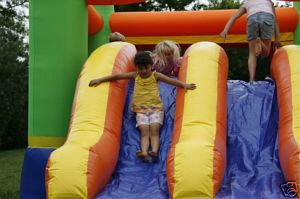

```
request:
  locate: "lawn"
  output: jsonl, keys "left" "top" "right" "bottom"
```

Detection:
{"left": 0, "top": 149, "right": 25, "bottom": 199}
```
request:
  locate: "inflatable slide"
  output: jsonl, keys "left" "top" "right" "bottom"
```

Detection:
{"left": 21, "top": 1, "right": 300, "bottom": 198}
{"left": 22, "top": 42, "right": 300, "bottom": 199}
{"left": 44, "top": 41, "right": 227, "bottom": 198}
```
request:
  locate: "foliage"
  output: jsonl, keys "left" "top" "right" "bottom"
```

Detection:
{"left": 193, "top": 0, "right": 242, "bottom": 10}
{"left": 116, "top": 0, "right": 244, "bottom": 11}
{"left": 115, "top": 0, "right": 195, "bottom": 11}
{"left": 0, "top": 0, "right": 28, "bottom": 149}
{"left": 274, "top": 1, "right": 292, "bottom": 7}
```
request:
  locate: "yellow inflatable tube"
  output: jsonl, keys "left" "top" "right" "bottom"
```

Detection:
{"left": 167, "top": 42, "right": 228, "bottom": 198}
{"left": 46, "top": 42, "right": 136, "bottom": 199}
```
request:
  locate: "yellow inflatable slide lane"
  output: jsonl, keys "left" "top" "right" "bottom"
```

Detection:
{"left": 46, "top": 42, "right": 136, "bottom": 199}
{"left": 271, "top": 45, "right": 300, "bottom": 185}
{"left": 167, "top": 42, "right": 228, "bottom": 198}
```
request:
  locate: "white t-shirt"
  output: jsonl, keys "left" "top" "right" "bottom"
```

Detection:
{"left": 242, "top": 0, "right": 274, "bottom": 18}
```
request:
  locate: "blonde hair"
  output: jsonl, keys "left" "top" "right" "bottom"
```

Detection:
{"left": 109, "top": 32, "right": 126, "bottom": 42}
{"left": 154, "top": 40, "right": 181, "bottom": 67}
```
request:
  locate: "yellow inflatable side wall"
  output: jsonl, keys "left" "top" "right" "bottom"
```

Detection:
{"left": 167, "top": 42, "right": 228, "bottom": 198}
{"left": 46, "top": 42, "right": 136, "bottom": 199}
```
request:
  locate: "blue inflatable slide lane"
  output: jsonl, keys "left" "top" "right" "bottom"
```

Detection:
{"left": 217, "top": 80, "right": 286, "bottom": 199}
{"left": 95, "top": 79, "right": 286, "bottom": 199}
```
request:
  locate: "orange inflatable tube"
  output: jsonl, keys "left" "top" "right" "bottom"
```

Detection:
{"left": 109, "top": 8, "right": 297, "bottom": 45}
{"left": 109, "top": 8, "right": 297, "bottom": 36}
{"left": 88, "top": 5, "right": 104, "bottom": 36}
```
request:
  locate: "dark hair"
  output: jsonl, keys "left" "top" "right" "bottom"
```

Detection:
{"left": 134, "top": 51, "right": 153, "bottom": 67}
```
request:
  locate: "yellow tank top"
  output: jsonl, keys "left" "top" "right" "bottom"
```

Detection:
{"left": 131, "top": 72, "right": 163, "bottom": 113}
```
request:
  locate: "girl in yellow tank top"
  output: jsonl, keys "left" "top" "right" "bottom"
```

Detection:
{"left": 131, "top": 71, "right": 163, "bottom": 113}
{"left": 89, "top": 51, "right": 196, "bottom": 162}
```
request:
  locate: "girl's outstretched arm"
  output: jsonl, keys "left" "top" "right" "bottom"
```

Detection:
{"left": 155, "top": 72, "right": 196, "bottom": 91}
{"left": 219, "top": 6, "right": 246, "bottom": 40}
{"left": 89, "top": 72, "right": 136, "bottom": 87}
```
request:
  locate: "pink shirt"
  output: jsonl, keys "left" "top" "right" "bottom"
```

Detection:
{"left": 152, "top": 57, "right": 182, "bottom": 77}
{"left": 242, "top": 0, "right": 274, "bottom": 18}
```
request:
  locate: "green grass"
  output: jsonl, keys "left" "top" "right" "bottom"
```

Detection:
{"left": 0, "top": 149, "right": 25, "bottom": 199}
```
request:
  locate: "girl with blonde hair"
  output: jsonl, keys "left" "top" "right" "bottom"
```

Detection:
{"left": 220, "top": 0, "right": 281, "bottom": 81}
{"left": 153, "top": 40, "right": 182, "bottom": 77}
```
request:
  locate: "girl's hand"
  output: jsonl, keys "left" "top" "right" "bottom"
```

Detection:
{"left": 184, "top": 83, "right": 196, "bottom": 91}
{"left": 273, "top": 40, "right": 282, "bottom": 49}
{"left": 89, "top": 79, "right": 102, "bottom": 87}
{"left": 219, "top": 31, "right": 227, "bottom": 41}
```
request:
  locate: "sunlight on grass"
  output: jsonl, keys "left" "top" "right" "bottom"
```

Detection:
{"left": 0, "top": 149, "right": 25, "bottom": 199}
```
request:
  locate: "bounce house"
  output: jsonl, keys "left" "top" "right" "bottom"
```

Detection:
{"left": 20, "top": 0, "right": 300, "bottom": 198}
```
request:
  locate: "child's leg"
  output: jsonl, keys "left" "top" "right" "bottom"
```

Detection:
{"left": 149, "top": 111, "right": 164, "bottom": 154}
{"left": 248, "top": 40, "right": 258, "bottom": 82}
{"left": 138, "top": 125, "right": 150, "bottom": 156}
{"left": 259, "top": 13, "right": 274, "bottom": 57}
{"left": 247, "top": 14, "right": 259, "bottom": 81}
{"left": 255, "top": 38, "right": 262, "bottom": 57}
{"left": 260, "top": 39, "right": 272, "bottom": 57}
{"left": 149, "top": 123, "right": 161, "bottom": 153}
{"left": 136, "top": 113, "right": 151, "bottom": 156}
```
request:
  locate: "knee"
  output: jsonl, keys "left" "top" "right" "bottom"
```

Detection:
{"left": 140, "top": 129, "right": 149, "bottom": 137}
{"left": 150, "top": 129, "right": 159, "bottom": 136}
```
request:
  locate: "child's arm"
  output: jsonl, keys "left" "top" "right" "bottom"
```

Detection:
{"left": 89, "top": 72, "right": 136, "bottom": 87}
{"left": 173, "top": 57, "right": 183, "bottom": 76}
{"left": 272, "top": 4, "right": 281, "bottom": 48}
{"left": 155, "top": 72, "right": 196, "bottom": 91}
{"left": 220, "top": 6, "right": 246, "bottom": 40}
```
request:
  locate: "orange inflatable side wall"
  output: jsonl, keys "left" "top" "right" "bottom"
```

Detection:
{"left": 271, "top": 46, "right": 300, "bottom": 185}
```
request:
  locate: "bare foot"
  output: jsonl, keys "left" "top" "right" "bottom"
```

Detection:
{"left": 255, "top": 38, "right": 262, "bottom": 57}
{"left": 136, "top": 150, "right": 148, "bottom": 162}
{"left": 148, "top": 151, "right": 158, "bottom": 163}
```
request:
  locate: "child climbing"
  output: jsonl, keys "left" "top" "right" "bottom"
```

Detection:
{"left": 220, "top": 0, "right": 281, "bottom": 81}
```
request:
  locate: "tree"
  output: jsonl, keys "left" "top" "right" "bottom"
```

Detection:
{"left": 0, "top": 0, "right": 28, "bottom": 149}
{"left": 115, "top": 0, "right": 196, "bottom": 12}
{"left": 193, "top": 0, "right": 242, "bottom": 10}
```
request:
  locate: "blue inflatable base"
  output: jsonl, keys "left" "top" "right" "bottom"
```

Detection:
{"left": 20, "top": 148, "right": 54, "bottom": 199}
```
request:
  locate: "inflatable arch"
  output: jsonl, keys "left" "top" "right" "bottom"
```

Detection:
{"left": 21, "top": 0, "right": 300, "bottom": 198}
